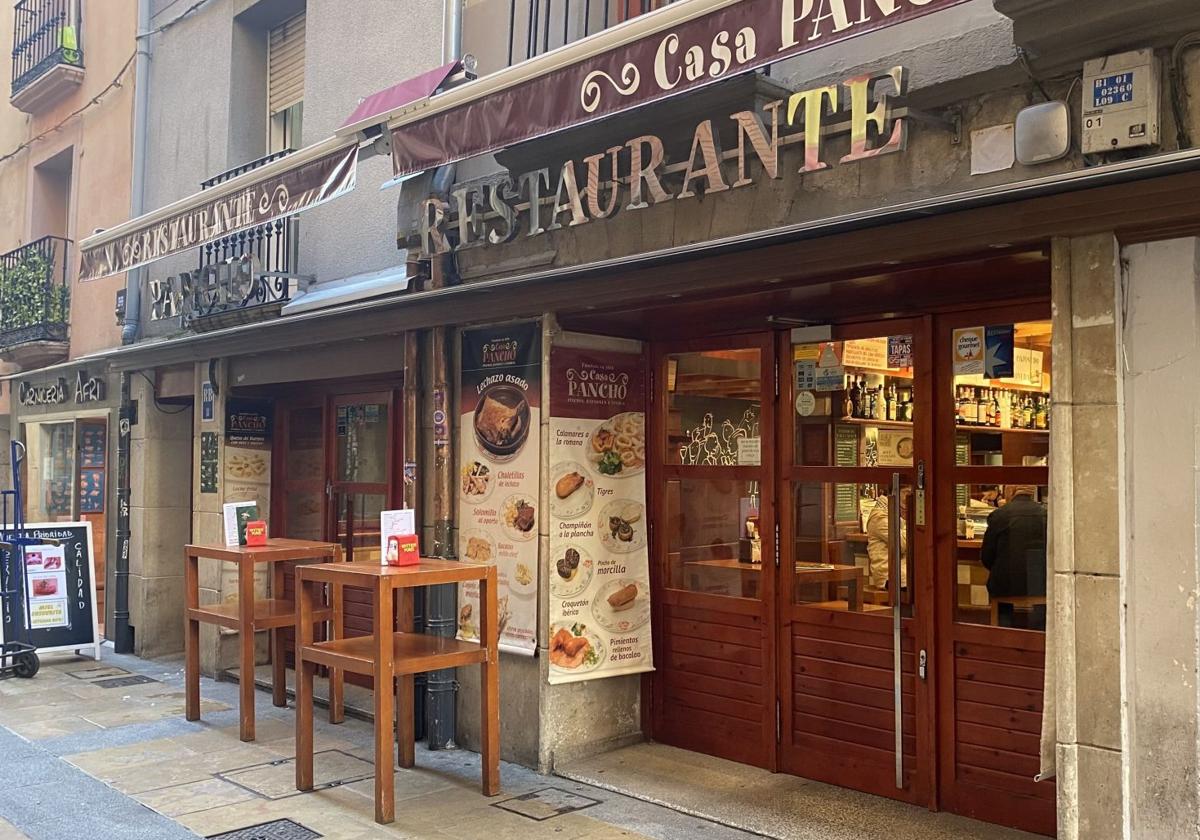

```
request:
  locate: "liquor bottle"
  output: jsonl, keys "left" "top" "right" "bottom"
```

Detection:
{"left": 842, "top": 376, "right": 854, "bottom": 419}
{"left": 857, "top": 377, "right": 869, "bottom": 418}
{"left": 975, "top": 387, "right": 987, "bottom": 427}
{"left": 982, "top": 389, "right": 993, "bottom": 426}
{"left": 999, "top": 390, "right": 1012, "bottom": 429}
{"left": 1035, "top": 396, "right": 1048, "bottom": 430}
{"left": 963, "top": 387, "right": 977, "bottom": 426}
{"left": 904, "top": 386, "right": 914, "bottom": 422}
{"left": 1023, "top": 396, "right": 1034, "bottom": 429}
{"left": 991, "top": 389, "right": 1001, "bottom": 427}
{"left": 884, "top": 383, "right": 894, "bottom": 421}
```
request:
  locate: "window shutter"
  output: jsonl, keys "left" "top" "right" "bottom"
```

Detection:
{"left": 268, "top": 13, "right": 305, "bottom": 115}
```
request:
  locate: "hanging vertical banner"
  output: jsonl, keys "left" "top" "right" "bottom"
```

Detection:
{"left": 457, "top": 323, "right": 541, "bottom": 655}
{"left": 984, "top": 325, "right": 1015, "bottom": 379}
{"left": 547, "top": 346, "right": 651, "bottom": 684}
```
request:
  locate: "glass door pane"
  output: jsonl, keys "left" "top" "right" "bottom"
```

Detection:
{"left": 954, "top": 482, "right": 1048, "bottom": 629}
{"left": 26, "top": 421, "right": 76, "bottom": 522}
{"left": 666, "top": 348, "right": 761, "bottom": 466}
{"left": 790, "top": 478, "right": 913, "bottom": 614}
{"left": 332, "top": 491, "right": 388, "bottom": 563}
{"left": 335, "top": 402, "right": 389, "bottom": 484}
{"left": 666, "top": 477, "right": 762, "bottom": 597}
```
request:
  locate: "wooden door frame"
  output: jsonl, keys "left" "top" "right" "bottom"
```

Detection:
{"left": 646, "top": 330, "right": 778, "bottom": 770}
{"left": 931, "top": 301, "right": 1052, "bottom": 829}
{"left": 774, "top": 317, "right": 937, "bottom": 805}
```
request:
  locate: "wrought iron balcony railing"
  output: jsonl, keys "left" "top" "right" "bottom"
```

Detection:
{"left": 0, "top": 236, "right": 70, "bottom": 349}
{"left": 505, "top": 0, "right": 678, "bottom": 66}
{"left": 11, "top": 0, "right": 82, "bottom": 98}
{"left": 198, "top": 148, "right": 298, "bottom": 284}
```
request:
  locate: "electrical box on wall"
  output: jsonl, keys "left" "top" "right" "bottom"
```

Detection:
{"left": 1082, "top": 49, "right": 1161, "bottom": 154}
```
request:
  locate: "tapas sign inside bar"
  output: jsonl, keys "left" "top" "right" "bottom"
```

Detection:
{"left": 391, "top": 0, "right": 966, "bottom": 177}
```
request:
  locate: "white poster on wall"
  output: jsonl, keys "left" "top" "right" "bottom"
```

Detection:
{"left": 547, "top": 345, "right": 653, "bottom": 685}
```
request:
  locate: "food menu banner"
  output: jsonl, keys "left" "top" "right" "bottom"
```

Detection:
{"left": 547, "top": 346, "right": 652, "bottom": 685}
{"left": 457, "top": 323, "right": 541, "bottom": 656}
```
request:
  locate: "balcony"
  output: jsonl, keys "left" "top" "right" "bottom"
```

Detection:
{"left": 503, "top": 0, "right": 679, "bottom": 66}
{"left": 190, "top": 150, "right": 301, "bottom": 331}
{"left": 0, "top": 236, "right": 71, "bottom": 368}
{"left": 11, "top": 0, "right": 84, "bottom": 113}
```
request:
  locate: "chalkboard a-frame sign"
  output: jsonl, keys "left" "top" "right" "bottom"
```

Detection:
{"left": 0, "top": 522, "right": 101, "bottom": 660}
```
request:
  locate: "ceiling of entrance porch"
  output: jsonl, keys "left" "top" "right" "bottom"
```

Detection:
{"left": 559, "top": 251, "right": 1049, "bottom": 340}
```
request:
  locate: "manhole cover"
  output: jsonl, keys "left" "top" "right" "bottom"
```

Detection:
{"left": 207, "top": 818, "right": 321, "bottom": 839}
{"left": 93, "top": 674, "right": 158, "bottom": 689}
{"left": 493, "top": 787, "right": 602, "bottom": 821}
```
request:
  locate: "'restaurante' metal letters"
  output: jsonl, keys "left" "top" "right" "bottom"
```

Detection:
{"left": 419, "top": 66, "right": 908, "bottom": 257}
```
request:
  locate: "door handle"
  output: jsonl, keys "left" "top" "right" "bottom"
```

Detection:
{"left": 889, "top": 472, "right": 903, "bottom": 790}
{"left": 919, "top": 649, "right": 928, "bottom": 681}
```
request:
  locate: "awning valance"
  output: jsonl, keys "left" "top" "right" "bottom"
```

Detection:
{"left": 384, "top": 0, "right": 969, "bottom": 178}
{"left": 79, "top": 136, "right": 359, "bottom": 282}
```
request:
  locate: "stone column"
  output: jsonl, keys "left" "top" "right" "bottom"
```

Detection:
{"left": 128, "top": 372, "right": 192, "bottom": 657}
{"left": 1049, "top": 234, "right": 1124, "bottom": 840}
{"left": 1120, "top": 238, "right": 1200, "bottom": 838}
{"left": 191, "top": 360, "right": 268, "bottom": 676}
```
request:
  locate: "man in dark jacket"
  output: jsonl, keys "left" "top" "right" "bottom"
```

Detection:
{"left": 980, "top": 485, "right": 1047, "bottom": 600}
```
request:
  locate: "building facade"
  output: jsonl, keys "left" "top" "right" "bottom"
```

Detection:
{"left": 1, "top": 0, "right": 136, "bottom": 636}
{"left": 76, "top": 1, "right": 1200, "bottom": 838}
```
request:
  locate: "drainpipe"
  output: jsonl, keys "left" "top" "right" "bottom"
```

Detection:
{"left": 112, "top": 0, "right": 151, "bottom": 654}
{"left": 423, "top": 0, "right": 463, "bottom": 752}
{"left": 402, "top": 331, "right": 426, "bottom": 739}
{"left": 112, "top": 373, "right": 134, "bottom": 653}
{"left": 121, "top": 0, "right": 151, "bottom": 345}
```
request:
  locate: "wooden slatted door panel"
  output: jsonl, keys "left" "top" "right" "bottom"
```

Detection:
{"left": 947, "top": 630, "right": 1055, "bottom": 834}
{"left": 656, "top": 601, "right": 770, "bottom": 767}
{"left": 786, "top": 610, "right": 921, "bottom": 798}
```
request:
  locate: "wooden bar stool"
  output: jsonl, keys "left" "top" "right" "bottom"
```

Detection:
{"left": 183, "top": 539, "right": 344, "bottom": 741}
{"left": 294, "top": 559, "right": 500, "bottom": 825}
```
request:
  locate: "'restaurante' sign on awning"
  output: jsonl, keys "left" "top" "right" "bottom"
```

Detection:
{"left": 389, "top": 0, "right": 968, "bottom": 177}
{"left": 79, "top": 138, "right": 358, "bottom": 282}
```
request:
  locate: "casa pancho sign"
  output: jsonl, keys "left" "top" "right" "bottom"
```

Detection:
{"left": 419, "top": 65, "right": 909, "bottom": 257}
{"left": 391, "top": 0, "right": 967, "bottom": 178}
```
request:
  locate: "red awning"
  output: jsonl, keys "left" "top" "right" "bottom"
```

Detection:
{"left": 338, "top": 60, "right": 462, "bottom": 137}
{"left": 384, "top": 0, "right": 969, "bottom": 178}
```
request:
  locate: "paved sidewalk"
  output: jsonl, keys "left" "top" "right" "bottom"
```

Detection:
{"left": 0, "top": 650, "right": 762, "bottom": 840}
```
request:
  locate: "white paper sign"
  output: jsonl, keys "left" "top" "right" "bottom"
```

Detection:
{"left": 737, "top": 437, "right": 762, "bottom": 466}
{"left": 380, "top": 509, "right": 417, "bottom": 564}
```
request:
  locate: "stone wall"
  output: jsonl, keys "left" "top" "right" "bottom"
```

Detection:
{"left": 129, "top": 373, "right": 192, "bottom": 658}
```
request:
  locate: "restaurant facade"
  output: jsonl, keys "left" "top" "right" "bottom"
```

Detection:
{"left": 77, "top": 1, "right": 1200, "bottom": 838}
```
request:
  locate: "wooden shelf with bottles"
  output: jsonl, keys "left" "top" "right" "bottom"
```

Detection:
{"left": 827, "top": 417, "right": 1049, "bottom": 436}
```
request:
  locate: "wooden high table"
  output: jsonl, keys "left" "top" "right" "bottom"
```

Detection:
{"left": 294, "top": 559, "right": 500, "bottom": 825}
{"left": 184, "top": 539, "right": 343, "bottom": 742}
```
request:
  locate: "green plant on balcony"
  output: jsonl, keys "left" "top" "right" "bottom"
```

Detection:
{"left": 0, "top": 248, "right": 69, "bottom": 336}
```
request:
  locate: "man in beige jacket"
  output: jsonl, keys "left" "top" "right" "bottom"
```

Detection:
{"left": 866, "top": 488, "right": 908, "bottom": 590}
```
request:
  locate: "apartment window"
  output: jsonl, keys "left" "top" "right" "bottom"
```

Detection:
{"left": 267, "top": 12, "right": 304, "bottom": 152}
